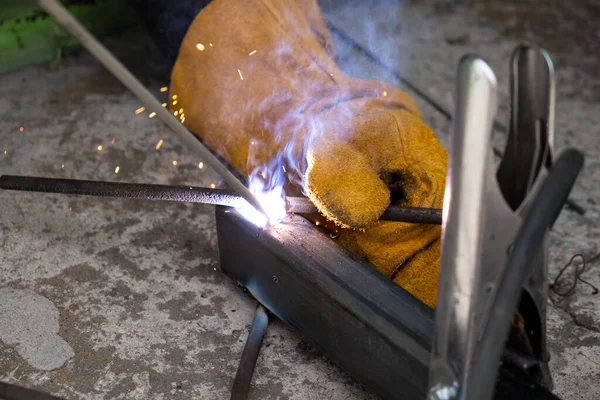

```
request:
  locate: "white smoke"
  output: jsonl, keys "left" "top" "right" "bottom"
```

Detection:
{"left": 236, "top": 0, "right": 410, "bottom": 226}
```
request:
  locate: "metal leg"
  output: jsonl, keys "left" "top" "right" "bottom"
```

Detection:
{"left": 230, "top": 304, "right": 269, "bottom": 400}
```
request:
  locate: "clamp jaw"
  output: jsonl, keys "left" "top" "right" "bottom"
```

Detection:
{"left": 428, "top": 44, "right": 584, "bottom": 400}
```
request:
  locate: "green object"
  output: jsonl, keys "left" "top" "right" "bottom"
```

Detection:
{"left": 0, "top": 0, "right": 139, "bottom": 73}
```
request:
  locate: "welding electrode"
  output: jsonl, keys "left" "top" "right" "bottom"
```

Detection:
{"left": 0, "top": 175, "right": 442, "bottom": 225}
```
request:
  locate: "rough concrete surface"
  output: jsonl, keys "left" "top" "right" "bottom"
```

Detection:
{"left": 0, "top": 0, "right": 599, "bottom": 399}
{"left": 0, "top": 287, "right": 75, "bottom": 371}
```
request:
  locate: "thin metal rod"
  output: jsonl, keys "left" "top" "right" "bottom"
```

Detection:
{"left": 38, "top": 0, "right": 267, "bottom": 218}
{"left": 0, "top": 175, "right": 442, "bottom": 224}
{"left": 0, "top": 175, "right": 246, "bottom": 208}
{"left": 286, "top": 197, "right": 442, "bottom": 225}
{"left": 231, "top": 304, "right": 269, "bottom": 400}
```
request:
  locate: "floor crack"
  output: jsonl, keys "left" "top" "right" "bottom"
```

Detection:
{"left": 567, "top": 311, "right": 600, "bottom": 333}
{"left": 549, "top": 296, "right": 600, "bottom": 334}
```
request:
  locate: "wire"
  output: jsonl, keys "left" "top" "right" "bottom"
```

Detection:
{"left": 550, "top": 253, "right": 599, "bottom": 296}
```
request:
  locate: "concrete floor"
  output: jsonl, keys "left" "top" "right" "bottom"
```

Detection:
{"left": 1, "top": 0, "right": 599, "bottom": 399}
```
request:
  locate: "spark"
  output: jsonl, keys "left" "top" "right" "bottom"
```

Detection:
{"left": 135, "top": 106, "right": 145, "bottom": 114}
{"left": 160, "top": 87, "right": 168, "bottom": 92}
{"left": 181, "top": 117, "right": 185, "bottom": 123}
{"left": 316, "top": 221, "right": 320, "bottom": 226}
{"left": 19, "top": 127, "right": 23, "bottom": 132}
{"left": 3, "top": 150, "right": 6, "bottom": 155}
{"left": 282, "top": 165, "right": 287, "bottom": 172}
{"left": 149, "top": 112, "right": 156, "bottom": 118}
{"left": 97, "top": 145, "right": 103, "bottom": 151}
{"left": 210, "top": 183, "right": 216, "bottom": 189}
{"left": 172, "top": 95, "right": 178, "bottom": 100}
{"left": 249, "top": 50, "right": 257, "bottom": 56}
{"left": 173, "top": 100, "right": 178, "bottom": 105}
{"left": 198, "top": 162, "right": 204, "bottom": 169}
{"left": 179, "top": 108, "right": 183, "bottom": 113}
{"left": 174, "top": 111, "right": 179, "bottom": 116}
{"left": 382, "top": 90, "right": 388, "bottom": 97}
{"left": 238, "top": 69, "right": 244, "bottom": 80}
{"left": 115, "top": 166, "right": 120, "bottom": 174}
{"left": 209, "top": 43, "right": 213, "bottom": 47}
{"left": 196, "top": 43, "right": 205, "bottom": 51}
{"left": 69, "top": 207, "right": 72, "bottom": 211}
{"left": 162, "top": 103, "right": 167, "bottom": 107}
{"left": 155, "top": 139, "right": 163, "bottom": 150}
{"left": 172, "top": 160, "right": 178, "bottom": 166}
{"left": 61, "top": 164, "right": 65, "bottom": 168}
{"left": 111, "top": 137, "right": 116, "bottom": 144}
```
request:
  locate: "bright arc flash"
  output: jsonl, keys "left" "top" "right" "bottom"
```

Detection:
{"left": 236, "top": 182, "right": 287, "bottom": 228}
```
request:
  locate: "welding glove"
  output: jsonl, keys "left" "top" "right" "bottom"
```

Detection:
{"left": 169, "top": 0, "right": 447, "bottom": 308}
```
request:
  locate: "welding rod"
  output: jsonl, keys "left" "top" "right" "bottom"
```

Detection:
{"left": 38, "top": 0, "right": 267, "bottom": 218}
{"left": 0, "top": 175, "right": 443, "bottom": 225}
{"left": 285, "top": 197, "right": 443, "bottom": 225}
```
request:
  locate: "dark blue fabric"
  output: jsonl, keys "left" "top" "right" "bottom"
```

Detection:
{"left": 132, "top": 0, "right": 213, "bottom": 67}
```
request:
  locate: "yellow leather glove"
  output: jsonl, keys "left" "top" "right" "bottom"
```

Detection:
{"left": 170, "top": 0, "right": 447, "bottom": 308}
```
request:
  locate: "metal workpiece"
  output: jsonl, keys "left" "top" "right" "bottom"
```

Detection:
{"left": 216, "top": 208, "right": 435, "bottom": 400}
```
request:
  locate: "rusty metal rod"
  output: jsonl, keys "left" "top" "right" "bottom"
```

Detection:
{"left": 0, "top": 175, "right": 442, "bottom": 225}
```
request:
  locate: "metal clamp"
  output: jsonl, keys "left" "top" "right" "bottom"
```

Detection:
{"left": 428, "top": 45, "right": 583, "bottom": 400}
